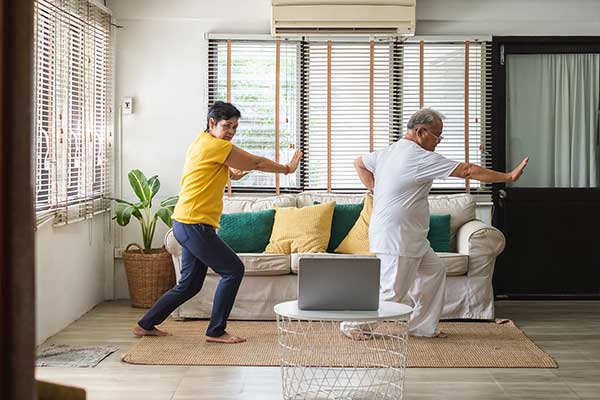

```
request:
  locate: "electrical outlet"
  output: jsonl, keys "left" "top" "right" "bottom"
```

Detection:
{"left": 114, "top": 248, "right": 123, "bottom": 258}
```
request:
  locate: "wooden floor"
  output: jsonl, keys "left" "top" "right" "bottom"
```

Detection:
{"left": 36, "top": 300, "right": 600, "bottom": 400}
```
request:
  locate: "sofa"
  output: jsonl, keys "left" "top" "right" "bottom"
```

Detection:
{"left": 164, "top": 192, "right": 505, "bottom": 320}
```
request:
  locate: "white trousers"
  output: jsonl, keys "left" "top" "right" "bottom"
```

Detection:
{"left": 341, "top": 246, "right": 446, "bottom": 337}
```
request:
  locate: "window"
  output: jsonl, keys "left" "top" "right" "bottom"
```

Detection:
{"left": 400, "top": 41, "right": 493, "bottom": 192}
{"left": 302, "top": 41, "right": 396, "bottom": 190}
{"left": 33, "top": 0, "right": 113, "bottom": 225}
{"left": 207, "top": 37, "right": 492, "bottom": 194}
{"left": 208, "top": 40, "right": 299, "bottom": 191}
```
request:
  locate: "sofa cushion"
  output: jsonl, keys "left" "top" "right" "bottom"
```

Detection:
{"left": 265, "top": 202, "right": 336, "bottom": 254}
{"left": 438, "top": 252, "right": 469, "bottom": 276}
{"left": 315, "top": 201, "right": 364, "bottom": 252}
{"left": 222, "top": 194, "right": 297, "bottom": 213}
{"left": 207, "top": 253, "right": 291, "bottom": 276}
{"left": 218, "top": 209, "right": 275, "bottom": 253}
{"left": 291, "top": 252, "right": 378, "bottom": 274}
{"left": 428, "top": 214, "right": 452, "bottom": 252}
{"left": 334, "top": 194, "right": 373, "bottom": 255}
{"left": 429, "top": 194, "right": 476, "bottom": 249}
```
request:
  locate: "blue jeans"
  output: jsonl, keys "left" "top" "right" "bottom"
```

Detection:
{"left": 138, "top": 221, "right": 244, "bottom": 337}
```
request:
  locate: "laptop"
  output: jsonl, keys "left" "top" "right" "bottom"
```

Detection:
{"left": 298, "top": 257, "right": 380, "bottom": 311}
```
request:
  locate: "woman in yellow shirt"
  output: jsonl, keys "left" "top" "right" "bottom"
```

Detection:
{"left": 134, "top": 101, "right": 301, "bottom": 343}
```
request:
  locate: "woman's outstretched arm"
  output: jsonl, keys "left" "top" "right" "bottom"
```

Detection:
{"left": 224, "top": 146, "right": 302, "bottom": 175}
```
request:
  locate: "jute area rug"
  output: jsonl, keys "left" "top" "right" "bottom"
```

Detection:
{"left": 122, "top": 319, "right": 556, "bottom": 368}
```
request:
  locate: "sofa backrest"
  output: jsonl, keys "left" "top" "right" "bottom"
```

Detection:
{"left": 221, "top": 192, "right": 476, "bottom": 251}
{"left": 222, "top": 194, "right": 296, "bottom": 213}
{"left": 295, "top": 192, "right": 365, "bottom": 207}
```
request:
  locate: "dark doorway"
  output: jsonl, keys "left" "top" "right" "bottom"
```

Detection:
{"left": 492, "top": 37, "right": 600, "bottom": 299}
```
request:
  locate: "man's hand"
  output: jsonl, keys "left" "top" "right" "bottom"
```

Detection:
{"left": 508, "top": 157, "right": 529, "bottom": 182}
{"left": 285, "top": 150, "right": 303, "bottom": 174}
{"left": 354, "top": 156, "right": 375, "bottom": 191}
{"left": 229, "top": 168, "right": 250, "bottom": 180}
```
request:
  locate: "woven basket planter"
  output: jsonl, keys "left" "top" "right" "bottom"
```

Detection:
{"left": 122, "top": 243, "right": 176, "bottom": 308}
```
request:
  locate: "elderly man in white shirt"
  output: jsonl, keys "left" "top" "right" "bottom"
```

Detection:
{"left": 345, "top": 108, "right": 528, "bottom": 338}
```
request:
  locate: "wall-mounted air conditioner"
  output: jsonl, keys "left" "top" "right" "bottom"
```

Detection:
{"left": 271, "top": 0, "right": 416, "bottom": 36}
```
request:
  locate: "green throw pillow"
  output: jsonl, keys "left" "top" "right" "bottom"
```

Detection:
{"left": 428, "top": 214, "right": 451, "bottom": 252}
{"left": 315, "top": 201, "right": 364, "bottom": 252}
{"left": 218, "top": 209, "right": 275, "bottom": 253}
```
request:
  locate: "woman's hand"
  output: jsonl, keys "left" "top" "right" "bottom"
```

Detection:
{"left": 285, "top": 150, "right": 303, "bottom": 174}
{"left": 229, "top": 167, "right": 250, "bottom": 180}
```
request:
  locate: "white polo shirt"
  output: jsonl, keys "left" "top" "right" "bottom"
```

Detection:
{"left": 362, "top": 139, "right": 459, "bottom": 258}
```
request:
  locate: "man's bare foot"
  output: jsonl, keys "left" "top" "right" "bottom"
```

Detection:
{"left": 205, "top": 332, "right": 246, "bottom": 344}
{"left": 410, "top": 331, "right": 448, "bottom": 339}
{"left": 341, "top": 330, "right": 374, "bottom": 341}
{"left": 132, "top": 325, "right": 171, "bottom": 338}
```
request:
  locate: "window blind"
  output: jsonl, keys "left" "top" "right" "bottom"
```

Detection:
{"left": 208, "top": 40, "right": 300, "bottom": 191}
{"left": 400, "top": 40, "right": 493, "bottom": 193}
{"left": 301, "top": 40, "right": 395, "bottom": 191}
{"left": 207, "top": 37, "right": 492, "bottom": 194}
{"left": 33, "top": 0, "right": 113, "bottom": 225}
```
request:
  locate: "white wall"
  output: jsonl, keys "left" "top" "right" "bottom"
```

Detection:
{"left": 107, "top": 0, "right": 600, "bottom": 297}
{"left": 416, "top": 0, "right": 600, "bottom": 36}
{"left": 109, "top": 0, "right": 600, "bottom": 35}
{"left": 35, "top": 214, "right": 112, "bottom": 344}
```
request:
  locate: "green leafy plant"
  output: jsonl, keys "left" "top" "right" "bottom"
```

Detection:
{"left": 110, "top": 170, "right": 178, "bottom": 252}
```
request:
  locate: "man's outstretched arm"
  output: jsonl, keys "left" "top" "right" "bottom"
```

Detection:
{"left": 355, "top": 157, "right": 375, "bottom": 191}
{"left": 451, "top": 157, "right": 529, "bottom": 183}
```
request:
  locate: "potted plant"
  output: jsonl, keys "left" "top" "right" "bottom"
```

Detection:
{"left": 111, "top": 169, "right": 179, "bottom": 308}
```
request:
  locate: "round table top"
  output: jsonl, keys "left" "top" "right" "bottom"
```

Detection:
{"left": 274, "top": 300, "right": 412, "bottom": 321}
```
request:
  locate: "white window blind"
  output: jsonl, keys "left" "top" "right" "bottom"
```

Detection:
{"left": 302, "top": 41, "right": 395, "bottom": 190}
{"left": 208, "top": 40, "right": 299, "bottom": 191}
{"left": 207, "top": 37, "right": 492, "bottom": 194}
{"left": 33, "top": 0, "right": 113, "bottom": 225}
{"left": 400, "top": 41, "right": 493, "bottom": 193}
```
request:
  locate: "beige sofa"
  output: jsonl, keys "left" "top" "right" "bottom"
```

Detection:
{"left": 164, "top": 192, "right": 505, "bottom": 320}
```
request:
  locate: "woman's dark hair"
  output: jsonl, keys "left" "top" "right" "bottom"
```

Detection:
{"left": 206, "top": 101, "right": 241, "bottom": 130}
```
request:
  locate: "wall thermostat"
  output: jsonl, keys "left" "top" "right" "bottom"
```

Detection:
{"left": 123, "top": 97, "right": 133, "bottom": 114}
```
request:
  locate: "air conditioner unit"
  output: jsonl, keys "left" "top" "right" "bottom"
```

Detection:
{"left": 271, "top": 0, "right": 416, "bottom": 36}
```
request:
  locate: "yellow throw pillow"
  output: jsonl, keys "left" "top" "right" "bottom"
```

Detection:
{"left": 265, "top": 202, "right": 336, "bottom": 254}
{"left": 334, "top": 194, "right": 373, "bottom": 255}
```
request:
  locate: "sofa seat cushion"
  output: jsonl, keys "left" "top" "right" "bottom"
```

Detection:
{"left": 206, "top": 253, "right": 291, "bottom": 276}
{"left": 438, "top": 252, "right": 468, "bottom": 276}
{"left": 291, "top": 252, "right": 378, "bottom": 274}
{"left": 291, "top": 252, "right": 467, "bottom": 276}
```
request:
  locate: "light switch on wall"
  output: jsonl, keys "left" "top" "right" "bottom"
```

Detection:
{"left": 123, "top": 97, "right": 133, "bottom": 114}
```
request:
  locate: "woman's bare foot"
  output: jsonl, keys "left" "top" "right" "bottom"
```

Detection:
{"left": 205, "top": 332, "right": 246, "bottom": 344}
{"left": 132, "top": 325, "right": 171, "bottom": 338}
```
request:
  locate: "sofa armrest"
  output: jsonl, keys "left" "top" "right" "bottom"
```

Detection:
{"left": 457, "top": 220, "right": 506, "bottom": 276}
{"left": 164, "top": 229, "right": 182, "bottom": 283}
{"left": 164, "top": 228, "right": 182, "bottom": 257}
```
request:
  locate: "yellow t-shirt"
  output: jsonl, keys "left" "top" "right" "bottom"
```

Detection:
{"left": 171, "top": 131, "right": 233, "bottom": 228}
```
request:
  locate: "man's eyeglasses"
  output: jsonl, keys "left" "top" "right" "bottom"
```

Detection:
{"left": 423, "top": 128, "right": 444, "bottom": 143}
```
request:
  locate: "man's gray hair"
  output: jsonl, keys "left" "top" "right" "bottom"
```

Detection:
{"left": 407, "top": 108, "right": 445, "bottom": 129}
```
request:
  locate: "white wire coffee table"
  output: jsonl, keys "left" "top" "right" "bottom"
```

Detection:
{"left": 274, "top": 301, "right": 412, "bottom": 400}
